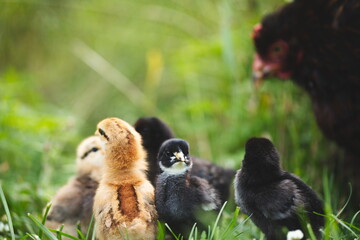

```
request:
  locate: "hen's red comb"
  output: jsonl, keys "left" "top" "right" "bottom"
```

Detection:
{"left": 252, "top": 24, "right": 262, "bottom": 39}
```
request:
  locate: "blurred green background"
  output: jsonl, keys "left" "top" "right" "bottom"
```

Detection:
{"left": 0, "top": 0, "right": 353, "bottom": 238}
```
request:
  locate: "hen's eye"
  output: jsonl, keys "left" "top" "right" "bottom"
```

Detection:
{"left": 92, "top": 147, "right": 99, "bottom": 152}
{"left": 273, "top": 45, "right": 283, "bottom": 53}
{"left": 269, "top": 40, "right": 288, "bottom": 59}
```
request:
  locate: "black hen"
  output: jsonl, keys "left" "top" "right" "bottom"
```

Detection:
{"left": 252, "top": 0, "right": 360, "bottom": 200}
{"left": 235, "top": 137, "right": 324, "bottom": 240}
{"left": 134, "top": 117, "right": 236, "bottom": 204}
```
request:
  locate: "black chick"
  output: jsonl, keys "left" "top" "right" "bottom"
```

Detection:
{"left": 252, "top": 0, "right": 360, "bottom": 201}
{"left": 134, "top": 117, "right": 236, "bottom": 204}
{"left": 155, "top": 138, "right": 221, "bottom": 237}
{"left": 134, "top": 117, "right": 175, "bottom": 185}
{"left": 234, "top": 138, "right": 324, "bottom": 240}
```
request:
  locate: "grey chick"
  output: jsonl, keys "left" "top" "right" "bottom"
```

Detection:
{"left": 155, "top": 138, "right": 221, "bottom": 237}
{"left": 134, "top": 116, "right": 236, "bottom": 204}
{"left": 234, "top": 137, "right": 324, "bottom": 240}
{"left": 45, "top": 136, "right": 105, "bottom": 238}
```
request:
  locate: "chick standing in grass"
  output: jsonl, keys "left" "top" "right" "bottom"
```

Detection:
{"left": 155, "top": 138, "right": 221, "bottom": 236}
{"left": 93, "top": 117, "right": 157, "bottom": 240}
{"left": 134, "top": 116, "right": 235, "bottom": 204}
{"left": 234, "top": 137, "right": 324, "bottom": 240}
{"left": 46, "top": 136, "right": 105, "bottom": 237}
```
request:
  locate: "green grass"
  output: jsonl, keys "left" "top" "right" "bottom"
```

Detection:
{"left": 0, "top": 186, "right": 359, "bottom": 239}
{"left": 0, "top": 0, "right": 359, "bottom": 239}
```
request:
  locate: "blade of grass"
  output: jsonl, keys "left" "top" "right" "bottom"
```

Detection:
{"left": 19, "top": 235, "right": 31, "bottom": 240}
{"left": 39, "top": 203, "right": 52, "bottom": 239}
{"left": 306, "top": 223, "right": 317, "bottom": 240}
{"left": 48, "top": 228, "right": 80, "bottom": 240}
{"left": 116, "top": 225, "right": 130, "bottom": 240}
{"left": 229, "top": 214, "right": 252, "bottom": 239}
{"left": 207, "top": 225, "right": 211, "bottom": 239}
{"left": 76, "top": 228, "right": 86, "bottom": 240}
{"left": 209, "top": 201, "right": 227, "bottom": 240}
{"left": 219, "top": 206, "right": 240, "bottom": 239}
{"left": 91, "top": 222, "right": 96, "bottom": 240}
{"left": 193, "top": 226, "right": 198, "bottom": 240}
{"left": 335, "top": 183, "right": 352, "bottom": 218}
{"left": 156, "top": 221, "right": 166, "bottom": 240}
{"left": 27, "top": 213, "right": 58, "bottom": 240}
{"left": 350, "top": 210, "right": 360, "bottom": 226}
{"left": 85, "top": 215, "right": 95, "bottom": 239}
{"left": 187, "top": 222, "right": 197, "bottom": 240}
{"left": 57, "top": 224, "right": 65, "bottom": 240}
{"left": 23, "top": 216, "right": 37, "bottom": 235}
{"left": 26, "top": 233, "right": 40, "bottom": 240}
{"left": 165, "top": 223, "right": 181, "bottom": 240}
{"left": 343, "top": 221, "right": 360, "bottom": 232}
{"left": 322, "top": 172, "right": 339, "bottom": 240}
{"left": 0, "top": 184, "right": 15, "bottom": 240}
{"left": 330, "top": 214, "right": 359, "bottom": 238}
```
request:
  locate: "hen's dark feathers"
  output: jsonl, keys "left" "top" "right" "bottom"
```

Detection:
{"left": 254, "top": 0, "right": 360, "bottom": 201}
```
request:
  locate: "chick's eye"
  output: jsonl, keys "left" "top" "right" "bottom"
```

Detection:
{"left": 98, "top": 128, "right": 110, "bottom": 141}
{"left": 81, "top": 147, "right": 99, "bottom": 159}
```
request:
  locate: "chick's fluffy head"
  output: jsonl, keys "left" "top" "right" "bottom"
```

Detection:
{"left": 96, "top": 117, "right": 146, "bottom": 169}
{"left": 243, "top": 137, "right": 281, "bottom": 177}
{"left": 76, "top": 136, "right": 105, "bottom": 177}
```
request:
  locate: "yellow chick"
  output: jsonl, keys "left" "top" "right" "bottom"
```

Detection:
{"left": 46, "top": 136, "right": 105, "bottom": 238}
{"left": 94, "top": 117, "right": 157, "bottom": 240}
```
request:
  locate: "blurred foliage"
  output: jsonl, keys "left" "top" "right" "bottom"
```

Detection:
{"left": 0, "top": 0, "right": 357, "bottom": 238}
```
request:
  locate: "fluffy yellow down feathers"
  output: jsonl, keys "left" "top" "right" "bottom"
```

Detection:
{"left": 93, "top": 117, "right": 157, "bottom": 240}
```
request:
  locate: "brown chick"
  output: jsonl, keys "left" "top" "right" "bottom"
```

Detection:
{"left": 94, "top": 117, "right": 158, "bottom": 240}
{"left": 45, "top": 136, "right": 105, "bottom": 238}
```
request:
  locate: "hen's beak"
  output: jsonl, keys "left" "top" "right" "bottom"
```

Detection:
{"left": 252, "top": 54, "right": 269, "bottom": 89}
{"left": 252, "top": 53, "right": 291, "bottom": 87}
{"left": 252, "top": 71, "right": 265, "bottom": 89}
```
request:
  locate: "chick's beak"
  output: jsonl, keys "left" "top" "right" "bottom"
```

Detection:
{"left": 174, "top": 151, "right": 186, "bottom": 162}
